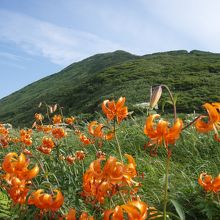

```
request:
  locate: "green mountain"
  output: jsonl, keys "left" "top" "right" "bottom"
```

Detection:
{"left": 0, "top": 49, "right": 220, "bottom": 126}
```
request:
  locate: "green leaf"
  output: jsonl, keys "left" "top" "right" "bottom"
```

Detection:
{"left": 170, "top": 199, "right": 185, "bottom": 220}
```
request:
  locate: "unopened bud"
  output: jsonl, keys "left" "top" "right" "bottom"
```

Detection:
{"left": 150, "top": 86, "right": 162, "bottom": 108}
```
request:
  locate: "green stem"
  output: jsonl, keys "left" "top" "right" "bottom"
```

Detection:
{"left": 163, "top": 150, "right": 170, "bottom": 220}
{"left": 118, "top": 189, "right": 126, "bottom": 204}
{"left": 161, "top": 84, "right": 177, "bottom": 121}
{"left": 114, "top": 120, "right": 123, "bottom": 161}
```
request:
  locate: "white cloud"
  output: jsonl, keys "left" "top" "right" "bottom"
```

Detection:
{"left": 0, "top": 9, "right": 122, "bottom": 65}
{"left": 140, "top": 0, "right": 220, "bottom": 52}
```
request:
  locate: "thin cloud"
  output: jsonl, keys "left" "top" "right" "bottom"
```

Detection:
{"left": 0, "top": 9, "right": 122, "bottom": 65}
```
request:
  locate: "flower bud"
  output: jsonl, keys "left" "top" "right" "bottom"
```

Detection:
{"left": 150, "top": 86, "right": 162, "bottom": 108}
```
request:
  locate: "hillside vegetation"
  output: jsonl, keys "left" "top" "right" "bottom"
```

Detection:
{"left": 0, "top": 50, "right": 220, "bottom": 126}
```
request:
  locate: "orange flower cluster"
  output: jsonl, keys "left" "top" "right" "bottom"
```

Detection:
{"left": 102, "top": 97, "right": 128, "bottom": 123}
{"left": 198, "top": 173, "right": 220, "bottom": 193}
{"left": 36, "top": 125, "right": 53, "bottom": 133}
{"left": 20, "top": 129, "right": 33, "bottom": 146}
{"left": 52, "top": 127, "right": 67, "bottom": 139}
{"left": 28, "top": 189, "right": 64, "bottom": 212}
{"left": 88, "top": 121, "right": 114, "bottom": 141}
{"left": 144, "top": 114, "right": 183, "bottom": 155}
{"left": 65, "top": 151, "right": 86, "bottom": 165}
{"left": 104, "top": 200, "right": 148, "bottom": 220}
{"left": 37, "top": 137, "right": 55, "bottom": 154}
{"left": 82, "top": 154, "right": 138, "bottom": 204}
{"left": 66, "top": 208, "right": 94, "bottom": 220}
{"left": 195, "top": 103, "right": 220, "bottom": 142}
{"left": 2, "top": 152, "right": 39, "bottom": 204}
{"left": 0, "top": 123, "right": 9, "bottom": 148}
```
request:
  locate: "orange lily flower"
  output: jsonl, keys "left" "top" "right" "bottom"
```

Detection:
{"left": 66, "top": 156, "right": 75, "bottom": 164}
{"left": 35, "top": 113, "right": 44, "bottom": 121}
{"left": 198, "top": 173, "right": 220, "bottom": 193}
{"left": 65, "top": 117, "right": 75, "bottom": 125}
{"left": 28, "top": 189, "right": 64, "bottom": 211}
{"left": 7, "top": 177, "right": 30, "bottom": 204}
{"left": 65, "top": 208, "right": 94, "bottom": 220}
{"left": 195, "top": 103, "right": 220, "bottom": 141}
{"left": 75, "top": 151, "right": 86, "bottom": 160}
{"left": 20, "top": 129, "right": 33, "bottom": 146}
{"left": 79, "top": 134, "right": 91, "bottom": 145}
{"left": 82, "top": 154, "right": 138, "bottom": 203}
{"left": 52, "top": 127, "right": 67, "bottom": 139}
{"left": 102, "top": 97, "right": 128, "bottom": 123}
{"left": 144, "top": 114, "right": 183, "bottom": 154}
{"left": 88, "top": 121, "right": 114, "bottom": 140}
{"left": 36, "top": 125, "right": 53, "bottom": 133}
{"left": 2, "top": 152, "right": 39, "bottom": 180}
{"left": 37, "top": 137, "right": 55, "bottom": 154}
{"left": 53, "top": 114, "right": 62, "bottom": 124}
{"left": 104, "top": 200, "right": 148, "bottom": 220}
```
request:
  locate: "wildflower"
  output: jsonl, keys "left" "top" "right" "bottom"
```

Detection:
{"left": 36, "top": 125, "right": 53, "bottom": 133}
{"left": 66, "top": 156, "right": 75, "bottom": 164}
{"left": 65, "top": 208, "right": 94, "bottom": 220}
{"left": 104, "top": 200, "right": 148, "bottom": 220}
{"left": 96, "top": 150, "right": 106, "bottom": 159}
{"left": 23, "top": 149, "right": 32, "bottom": 155}
{"left": 2, "top": 152, "right": 39, "bottom": 180}
{"left": 79, "top": 134, "right": 91, "bottom": 145}
{"left": 0, "top": 123, "right": 9, "bottom": 136}
{"left": 88, "top": 121, "right": 103, "bottom": 138}
{"left": 88, "top": 121, "right": 114, "bottom": 140}
{"left": 150, "top": 85, "right": 162, "bottom": 108}
{"left": 28, "top": 189, "right": 64, "bottom": 211}
{"left": 20, "top": 129, "right": 33, "bottom": 146}
{"left": 7, "top": 177, "right": 30, "bottom": 204}
{"left": 82, "top": 154, "right": 138, "bottom": 203}
{"left": 2, "top": 152, "right": 39, "bottom": 204}
{"left": 75, "top": 151, "right": 86, "bottom": 160}
{"left": 144, "top": 114, "right": 183, "bottom": 154}
{"left": 53, "top": 114, "right": 62, "bottom": 124}
{"left": 35, "top": 113, "right": 44, "bottom": 121}
{"left": 198, "top": 172, "right": 220, "bottom": 193}
{"left": 195, "top": 103, "right": 220, "bottom": 141}
{"left": 52, "top": 127, "right": 67, "bottom": 139}
{"left": 65, "top": 117, "right": 75, "bottom": 125}
{"left": 37, "top": 137, "right": 55, "bottom": 154}
{"left": 102, "top": 97, "right": 128, "bottom": 123}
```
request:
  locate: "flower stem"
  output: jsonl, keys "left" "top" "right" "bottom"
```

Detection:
{"left": 163, "top": 150, "right": 171, "bottom": 220}
{"left": 161, "top": 84, "right": 177, "bottom": 121}
{"left": 114, "top": 120, "right": 123, "bottom": 161}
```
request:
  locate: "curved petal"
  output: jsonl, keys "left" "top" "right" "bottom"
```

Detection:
{"left": 2, "top": 152, "right": 17, "bottom": 173}
{"left": 24, "top": 164, "right": 39, "bottom": 180}
{"left": 212, "top": 174, "right": 220, "bottom": 193}
{"left": 66, "top": 208, "right": 76, "bottom": 220}
{"left": 195, "top": 116, "right": 213, "bottom": 133}
{"left": 204, "top": 103, "right": 220, "bottom": 123}
{"left": 165, "top": 118, "right": 183, "bottom": 145}
{"left": 116, "top": 97, "right": 126, "bottom": 109}
{"left": 144, "top": 114, "right": 160, "bottom": 138}
{"left": 88, "top": 121, "right": 98, "bottom": 136}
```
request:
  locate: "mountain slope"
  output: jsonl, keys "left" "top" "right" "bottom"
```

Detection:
{"left": 0, "top": 50, "right": 220, "bottom": 126}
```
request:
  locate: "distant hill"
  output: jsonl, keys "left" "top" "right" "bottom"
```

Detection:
{"left": 0, "top": 49, "right": 220, "bottom": 126}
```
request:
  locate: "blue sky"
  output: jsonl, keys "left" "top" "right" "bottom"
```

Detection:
{"left": 1, "top": 0, "right": 220, "bottom": 99}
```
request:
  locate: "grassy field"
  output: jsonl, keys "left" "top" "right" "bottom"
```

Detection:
{"left": 0, "top": 98, "right": 220, "bottom": 219}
